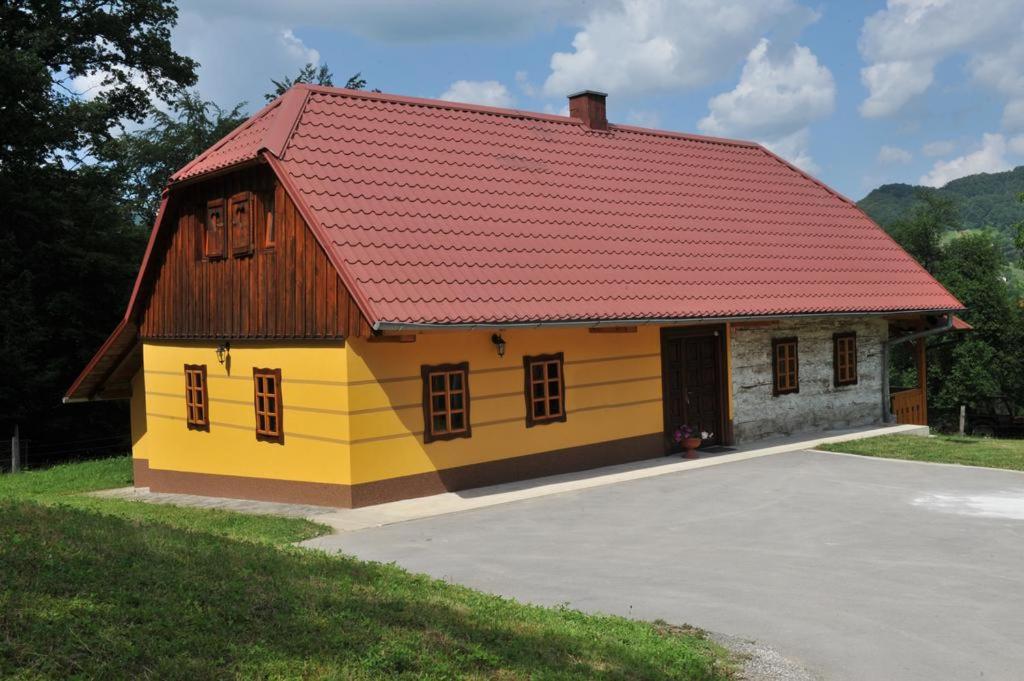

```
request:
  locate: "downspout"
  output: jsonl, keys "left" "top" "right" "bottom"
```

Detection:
{"left": 881, "top": 314, "right": 954, "bottom": 422}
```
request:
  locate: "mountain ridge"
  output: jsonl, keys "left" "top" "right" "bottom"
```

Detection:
{"left": 858, "top": 165, "right": 1024, "bottom": 232}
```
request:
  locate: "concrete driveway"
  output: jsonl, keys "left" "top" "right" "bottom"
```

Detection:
{"left": 315, "top": 450, "right": 1024, "bottom": 680}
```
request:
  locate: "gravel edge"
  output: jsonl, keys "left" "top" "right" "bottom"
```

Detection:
{"left": 710, "top": 632, "right": 821, "bottom": 681}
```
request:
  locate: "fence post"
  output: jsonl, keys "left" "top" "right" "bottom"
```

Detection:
{"left": 959, "top": 405, "right": 966, "bottom": 436}
{"left": 11, "top": 424, "right": 20, "bottom": 474}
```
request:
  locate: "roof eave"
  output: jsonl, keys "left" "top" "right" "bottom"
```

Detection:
{"left": 373, "top": 308, "right": 966, "bottom": 332}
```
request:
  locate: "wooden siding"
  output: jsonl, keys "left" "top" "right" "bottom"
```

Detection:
{"left": 138, "top": 166, "right": 370, "bottom": 339}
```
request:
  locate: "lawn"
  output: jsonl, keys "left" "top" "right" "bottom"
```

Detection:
{"left": 0, "top": 460, "right": 735, "bottom": 679}
{"left": 0, "top": 457, "right": 327, "bottom": 545}
{"left": 817, "top": 434, "right": 1024, "bottom": 472}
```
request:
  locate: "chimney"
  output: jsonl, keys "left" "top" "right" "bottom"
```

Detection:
{"left": 568, "top": 90, "right": 608, "bottom": 131}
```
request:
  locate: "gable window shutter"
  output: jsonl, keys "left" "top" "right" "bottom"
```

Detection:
{"left": 204, "top": 199, "right": 226, "bottom": 259}
{"left": 230, "top": 191, "right": 254, "bottom": 256}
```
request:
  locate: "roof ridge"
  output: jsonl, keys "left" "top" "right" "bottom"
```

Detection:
{"left": 262, "top": 86, "right": 310, "bottom": 160}
{"left": 295, "top": 84, "right": 761, "bottom": 150}
{"left": 170, "top": 97, "right": 284, "bottom": 181}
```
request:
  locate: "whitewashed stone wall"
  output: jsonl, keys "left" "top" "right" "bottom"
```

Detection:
{"left": 730, "top": 317, "right": 888, "bottom": 442}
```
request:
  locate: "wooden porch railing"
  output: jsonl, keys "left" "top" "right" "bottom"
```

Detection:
{"left": 891, "top": 388, "right": 927, "bottom": 425}
{"left": 889, "top": 337, "right": 929, "bottom": 426}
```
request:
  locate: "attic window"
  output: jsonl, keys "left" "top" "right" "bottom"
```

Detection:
{"left": 229, "top": 191, "right": 254, "bottom": 256}
{"left": 422, "top": 362, "right": 471, "bottom": 443}
{"left": 772, "top": 338, "right": 799, "bottom": 396}
{"left": 204, "top": 199, "right": 226, "bottom": 259}
{"left": 833, "top": 332, "right": 858, "bottom": 387}
{"left": 524, "top": 353, "right": 566, "bottom": 427}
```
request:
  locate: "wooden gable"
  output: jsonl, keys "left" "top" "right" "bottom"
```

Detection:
{"left": 138, "top": 165, "right": 370, "bottom": 340}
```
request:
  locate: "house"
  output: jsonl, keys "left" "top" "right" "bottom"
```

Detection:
{"left": 65, "top": 86, "right": 965, "bottom": 508}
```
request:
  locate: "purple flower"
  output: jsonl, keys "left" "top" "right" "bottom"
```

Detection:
{"left": 674, "top": 424, "right": 694, "bottom": 441}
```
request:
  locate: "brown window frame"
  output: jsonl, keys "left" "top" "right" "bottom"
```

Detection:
{"left": 523, "top": 352, "right": 567, "bottom": 427}
{"left": 204, "top": 198, "right": 226, "bottom": 259}
{"left": 229, "top": 191, "right": 254, "bottom": 257}
{"left": 833, "top": 332, "right": 858, "bottom": 387}
{"left": 772, "top": 337, "right": 799, "bottom": 396}
{"left": 184, "top": 364, "right": 209, "bottom": 430}
{"left": 252, "top": 367, "right": 283, "bottom": 443}
{"left": 421, "top": 362, "right": 471, "bottom": 443}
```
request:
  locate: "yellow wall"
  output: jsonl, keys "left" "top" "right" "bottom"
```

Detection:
{"left": 345, "top": 327, "right": 663, "bottom": 484}
{"left": 135, "top": 340, "right": 351, "bottom": 484}
{"left": 132, "top": 327, "right": 665, "bottom": 487}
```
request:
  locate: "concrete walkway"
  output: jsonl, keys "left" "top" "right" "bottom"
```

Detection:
{"left": 317, "top": 449, "right": 1024, "bottom": 681}
{"left": 96, "top": 423, "right": 926, "bottom": 533}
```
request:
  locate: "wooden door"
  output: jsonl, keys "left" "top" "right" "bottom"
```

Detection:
{"left": 682, "top": 335, "right": 723, "bottom": 443}
{"left": 662, "top": 330, "right": 724, "bottom": 446}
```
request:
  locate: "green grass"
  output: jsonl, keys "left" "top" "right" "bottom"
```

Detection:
{"left": 0, "top": 459, "right": 735, "bottom": 679}
{"left": 0, "top": 457, "right": 328, "bottom": 546}
{"left": 818, "top": 434, "right": 1024, "bottom": 471}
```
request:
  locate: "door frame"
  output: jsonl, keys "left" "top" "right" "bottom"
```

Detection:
{"left": 659, "top": 324, "right": 731, "bottom": 448}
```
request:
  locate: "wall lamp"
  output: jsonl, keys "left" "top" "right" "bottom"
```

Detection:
{"left": 215, "top": 341, "right": 231, "bottom": 365}
{"left": 491, "top": 333, "right": 506, "bottom": 358}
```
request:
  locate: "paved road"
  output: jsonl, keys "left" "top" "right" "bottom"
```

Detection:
{"left": 320, "top": 451, "right": 1024, "bottom": 680}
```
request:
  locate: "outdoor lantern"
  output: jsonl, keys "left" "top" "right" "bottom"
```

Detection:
{"left": 215, "top": 341, "right": 231, "bottom": 364}
{"left": 491, "top": 333, "right": 506, "bottom": 358}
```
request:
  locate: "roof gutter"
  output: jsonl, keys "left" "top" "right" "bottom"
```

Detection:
{"left": 881, "top": 313, "right": 956, "bottom": 423}
{"left": 373, "top": 308, "right": 964, "bottom": 333}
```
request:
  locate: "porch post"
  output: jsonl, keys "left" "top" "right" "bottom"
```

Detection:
{"left": 915, "top": 338, "right": 928, "bottom": 424}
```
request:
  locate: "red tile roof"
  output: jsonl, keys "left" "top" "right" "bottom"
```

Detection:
{"left": 175, "top": 85, "right": 964, "bottom": 328}
{"left": 951, "top": 315, "right": 973, "bottom": 331}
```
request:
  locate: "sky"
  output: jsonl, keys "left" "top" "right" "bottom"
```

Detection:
{"left": 154, "top": 0, "right": 1024, "bottom": 200}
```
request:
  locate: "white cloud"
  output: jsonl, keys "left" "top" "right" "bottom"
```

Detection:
{"left": 178, "top": 0, "right": 595, "bottom": 42}
{"left": 440, "top": 80, "right": 514, "bottom": 107}
{"left": 279, "top": 29, "right": 319, "bottom": 64}
{"left": 1001, "top": 99, "right": 1024, "bottom": 131}
{"left": 877, "top": 145, "right": 912, "bottom": 164}
{"left": 698, "top": 39, "right": 834, "bottom": 173}
{"left": 919, "top": 133, "right": 1012, "bottom": 187}
{"left": 859, "top": 59, "right": 934, "bottom": 118}
{"left": 1009, "top": 135, "right": 1024, "bottom": 156}
{"left": 542, "top": 0, "right": 814, "bottom": 97}
{"left": 922, "top": 140, "right": 956, "bottom": 157}
{"left": 858, "top": 1, "right": 1024, "bottom": 119}
{"left": 762, "top": 128, "right": 818, "bottom": 174}
{"left": 169, "top": 1, "right": 604, "bottom": 111}
{"left": 171, "top": 10, "right": 329, "bottom": 106}
{"left": 514, "top": 70, "right": 538, "bottom": 97}
{"left": 626, "top": 110, "right": 662, "bottom": 128}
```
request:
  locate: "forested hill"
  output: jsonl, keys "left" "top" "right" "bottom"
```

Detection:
{"left": 858, "top": 166, "right": 1024, "bottom": 231}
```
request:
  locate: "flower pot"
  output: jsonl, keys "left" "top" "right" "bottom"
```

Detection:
{"left": 683, "top": 437, "right": 702, "bottom": 459}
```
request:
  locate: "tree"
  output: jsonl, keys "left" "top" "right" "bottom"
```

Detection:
{"left": 931, "top": 231, "right": 1024, "bottom": 409}
{"left": 100, "top": 91, "right": 248, "bottom": 228}
{"left": 887, "top": 190, "right": 958, "bottom": 274}
{"left": 0, "top": 1, "right": 196, "bottom": 446}
{"left": 264, "top": 62, "right": 368, "bottom": 101}
{"left": 0, "top": 0, "right": 197, "bottom": 169}
{"left": 1014, "top": 193, "right": 1024, "bottom": 266}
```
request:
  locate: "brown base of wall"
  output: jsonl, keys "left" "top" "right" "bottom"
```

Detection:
{"left": 134, "top": 457, "right": 353, "bottom": 506}
{"left": 133, "top": 431, "right": 665, "bottom": 509}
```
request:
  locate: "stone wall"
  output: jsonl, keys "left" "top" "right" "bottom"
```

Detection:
{"left": 730, "top": 317, "right": 888, "bottom": 442}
